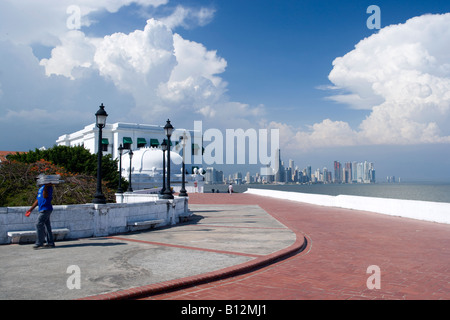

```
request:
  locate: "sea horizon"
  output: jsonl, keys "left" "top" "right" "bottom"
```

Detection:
{"left": 204, "top": 181, "right": 450, "bottom": 204}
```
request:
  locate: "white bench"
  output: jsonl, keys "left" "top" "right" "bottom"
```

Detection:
{"left": 127, "top": 219, "right": 165, "bottom": 231}
{"left": 7, "top": 228, "right": 70, "bottom": 244}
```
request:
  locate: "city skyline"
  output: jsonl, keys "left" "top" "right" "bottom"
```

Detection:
{"left": 205, "top": 147, "right": 378, "bottom": 185}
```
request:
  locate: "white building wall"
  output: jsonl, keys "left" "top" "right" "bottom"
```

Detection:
{"left": 56, "top": 122, "right": 201, "bottom": 163}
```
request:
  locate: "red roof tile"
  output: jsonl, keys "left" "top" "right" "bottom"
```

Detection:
{"left": 0, "top": 151, "right": 26, "bottom": 162}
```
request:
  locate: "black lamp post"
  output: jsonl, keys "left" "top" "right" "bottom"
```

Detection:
{"left": 162, "top": 119, "right": 174, "bottom": 199}
{"left": 93, "top": 103, "right": 108, "bottom": 204}
{"left": 127, "top": 149, "right": 133, "bottom": 192}
{"left": 160, "top": 139, "right": 167, "bottom": 196}
{"left": 179, "top": 132, "right": 188, "bottom": 197}
{"left": 117, "top": 144, "right": 124, "bottom": 193}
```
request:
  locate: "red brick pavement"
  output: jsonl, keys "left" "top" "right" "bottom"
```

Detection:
{"left": 144, "top": 193, "right": 450, "bottom": 300}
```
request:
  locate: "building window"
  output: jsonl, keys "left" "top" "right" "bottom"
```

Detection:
{"left": 137, "top": 138, "right": 147, "bottom": 148}
{"left": 123, "top": 137, "right": 132, "bottom": 150}
{"left": 150, "top": 139, "right": 159, "bottom": 148}
{"left": 102, "top": 139, "right": 109, "bottom": 152}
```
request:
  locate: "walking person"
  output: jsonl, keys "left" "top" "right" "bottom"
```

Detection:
{"left": 26, "top": 183, "right": 55, "bottom": 249}
{"left": 228, "top": 183, "right": 233, "bottom": 194}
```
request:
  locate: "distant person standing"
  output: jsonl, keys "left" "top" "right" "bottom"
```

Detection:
{"left": 228, "top": 183, "right": 233, "bottom": 194}
{"left": 26, "top": 183, "right": 55, "bottom": 249}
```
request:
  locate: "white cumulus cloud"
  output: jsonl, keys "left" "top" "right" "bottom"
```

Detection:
{"left": 293, "top": 13, "right": 450, "bottom": 149}
{"left": 159, "top": 5, "right": 216, "bottom": 29}
{"left": 94, "top": 19, "right": 177, "bottom": 105}
{"left": 0, "top": 0, "right": 167, "bottom": 46}
{"left": 38, "top": 17, "right": 248, "bottom": 126}
{"left": 40, "top": 31, "right": 98, "bottom": 79}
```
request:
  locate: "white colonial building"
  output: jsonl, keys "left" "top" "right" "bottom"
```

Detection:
{"left": 56, "top": 122, "right": 202, "bottom": 160}
{"left": 56, "top": 122, "right": 204, "bottom": 192}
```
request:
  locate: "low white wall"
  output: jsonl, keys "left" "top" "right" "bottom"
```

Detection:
{"left": 0, "top": 197, "right": 189, "bottom": 244}
{"left": 172, "top": 185, "right": 204, "bottom": 194}
{"left": 246, "top": 188, "right": 450, "bottom": 224}
{"left": 116, "top": 192, "right": 160, "bottom": 204}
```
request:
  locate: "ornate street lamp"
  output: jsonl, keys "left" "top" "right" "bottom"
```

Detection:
{"left": 117, "top": 144, "right": 124, "bottom": 193}
{"left": 162, "top": 119, "right": 174, "bottom": 199}
{"left": 127, "top": 149, "right": 134, "bottom": 192}
{"left": 93, "top": 103, "right": 108, "bottom": 204}
{"left": 160, "top": 139, "right": 167, "bottom": 196}
{"left": 179, "top": 131, "right": 188, "bottom": 197}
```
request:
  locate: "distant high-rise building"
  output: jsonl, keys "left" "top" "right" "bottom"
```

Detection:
{"left": 368, "top": 162, "right": 375, "bottom": 183}
{"left": 306, "top": 166, "right": 311, "bottom": 182}
{"left": 289, "top": 159, "right": 295, "bottom": 171}
{"left": 205, "top": 167, "right": 224, "bottom": 184}
{"left": 285, "top": 167, "right": 292, "bottom": 182}
{"left": 315, "top": 168, "right": 322, "bottom": 182}
{"left": 334, "top": 161, "right": 342, "bottom": 183}
{"left": 205, "top": 167, "right": 215, "bottom": 184}
{"left": 362, "top": 161, "right": 376, "bottom": 183}
{"left": 292, "top": 166, "right": 299, "bottom": 183}
{"left": 234, "top": 171, "right": 243, "bottom": 184}
{"left": 344, "top": 162, "right": 352, "bottom": 183}
{"left": 357, "top": 162, "right": 363, "bottom": 183}
{"left": 274, "top": 148, "right": 283, "bottom": 183}
{"left": 216, "top": 170, "right": 224, "bottom": 184}
{"left": 323, "top": 167, "right": 328, "bottom": 183}
{"left": 352, "top": 161, "right": 358, "bottom": 183}
{"left": 260, "top": 165, "right": 274, "bottom": 183}
{"left": 245, "top": 172, "right": 252, "bottom": 184}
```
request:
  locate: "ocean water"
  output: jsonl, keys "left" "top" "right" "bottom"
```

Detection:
{"left": 204, "top": 182, "right": 450, "bottom": 204}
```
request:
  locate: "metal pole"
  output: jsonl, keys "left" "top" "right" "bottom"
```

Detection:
{"left": 93, "top": 125, "right": 106, "bottom": 204}
{"left": 179, "top": 134, "right": 188, "bottom": 197}
{"left": 165, "top": 135, "right": 174, "bottom": 199}
{"left": 117, "top": 144, "right": 123, "bottom": 193}
{"left": 161, "top": 147, "right": 166, "bottom": 195}
{"left": 127, "top": 150, "right": 133, "bottom": 192}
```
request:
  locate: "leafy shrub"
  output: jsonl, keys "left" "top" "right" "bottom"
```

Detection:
{"left": 1, "top": 146, "right": 127, "bottom": 206}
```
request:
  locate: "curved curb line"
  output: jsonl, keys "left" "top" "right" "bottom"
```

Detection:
{"left": 79, "top": 235, "right": 309, "bottom": 300}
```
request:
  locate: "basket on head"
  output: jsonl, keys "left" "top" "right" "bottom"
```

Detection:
{"left": 36, "top": 174, "right": 64, "bottom": 186}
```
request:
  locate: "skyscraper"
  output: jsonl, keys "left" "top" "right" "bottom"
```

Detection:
{"left": 323, "top": 167, "right": 329, "bottom": 183}
{"left": 344, "top": 162, "right": 352, "bottom": 183}
{"left": 357, "top": 162, "right": 363, "bottom": 183}
{"left": 306, "top": 166, "right": 312, "bottom": 183}
{"left": 289, "top": 159, "right": 295, "bottom": 171}
{"left": 334, "top": 161, "right": 342, "bottom": 183}
{"left": 273, "top": 148, "right": 281, "bottom": 182}
{"left": 352, "top": 161, "right": 358, "bottom": 183}
{"left": 273, "top": 148, "right": 285, "bottom": 183}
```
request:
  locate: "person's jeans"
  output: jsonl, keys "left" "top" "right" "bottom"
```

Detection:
{"left": 35, "top": 210, "right": 54, "bottom": 246}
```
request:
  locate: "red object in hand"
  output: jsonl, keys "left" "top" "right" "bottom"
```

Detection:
{"left": 25, "top": 210, "right": 31, "bottom": 217}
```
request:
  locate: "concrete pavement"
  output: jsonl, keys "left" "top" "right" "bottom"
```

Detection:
{"left": 0, "top": 202, "right": 301, "bottom": 300}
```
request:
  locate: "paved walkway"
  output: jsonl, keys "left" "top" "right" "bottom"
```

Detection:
{"left": 0, "top": 199, "right": 301, "bottom": 300}
{"left": 144, "top": 193, "right": 450, "bottom": 300}
{"left": 1, "top": 192, "right": 448, "bottom": 300}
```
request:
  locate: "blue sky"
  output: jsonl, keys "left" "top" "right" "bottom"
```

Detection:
{"left": 173, "top": 0, "right": 450, "bottom": 120}
{"left": 1, "top": 0, "right": 450, "bottom": 181}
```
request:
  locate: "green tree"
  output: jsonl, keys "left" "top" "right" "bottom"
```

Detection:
{"left": 0, "top": 159, "right": 118, "bottom": 206}
{"left": 8, "top": 145, "right": 128, "bottom": 190}
{"left": 2, "top": 145, "right": 129, "bottom": 206}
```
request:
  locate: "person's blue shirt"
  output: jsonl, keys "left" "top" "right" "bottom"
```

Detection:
{"left": 37, "top": 185, "right": 53, "bottom": 212}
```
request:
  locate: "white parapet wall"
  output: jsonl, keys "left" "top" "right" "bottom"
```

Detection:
{"left": 245, "top": 188, "right": 450, "bottom": 224}
{"left": 0, "top": 197, "right": 189, "bottom": 244}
